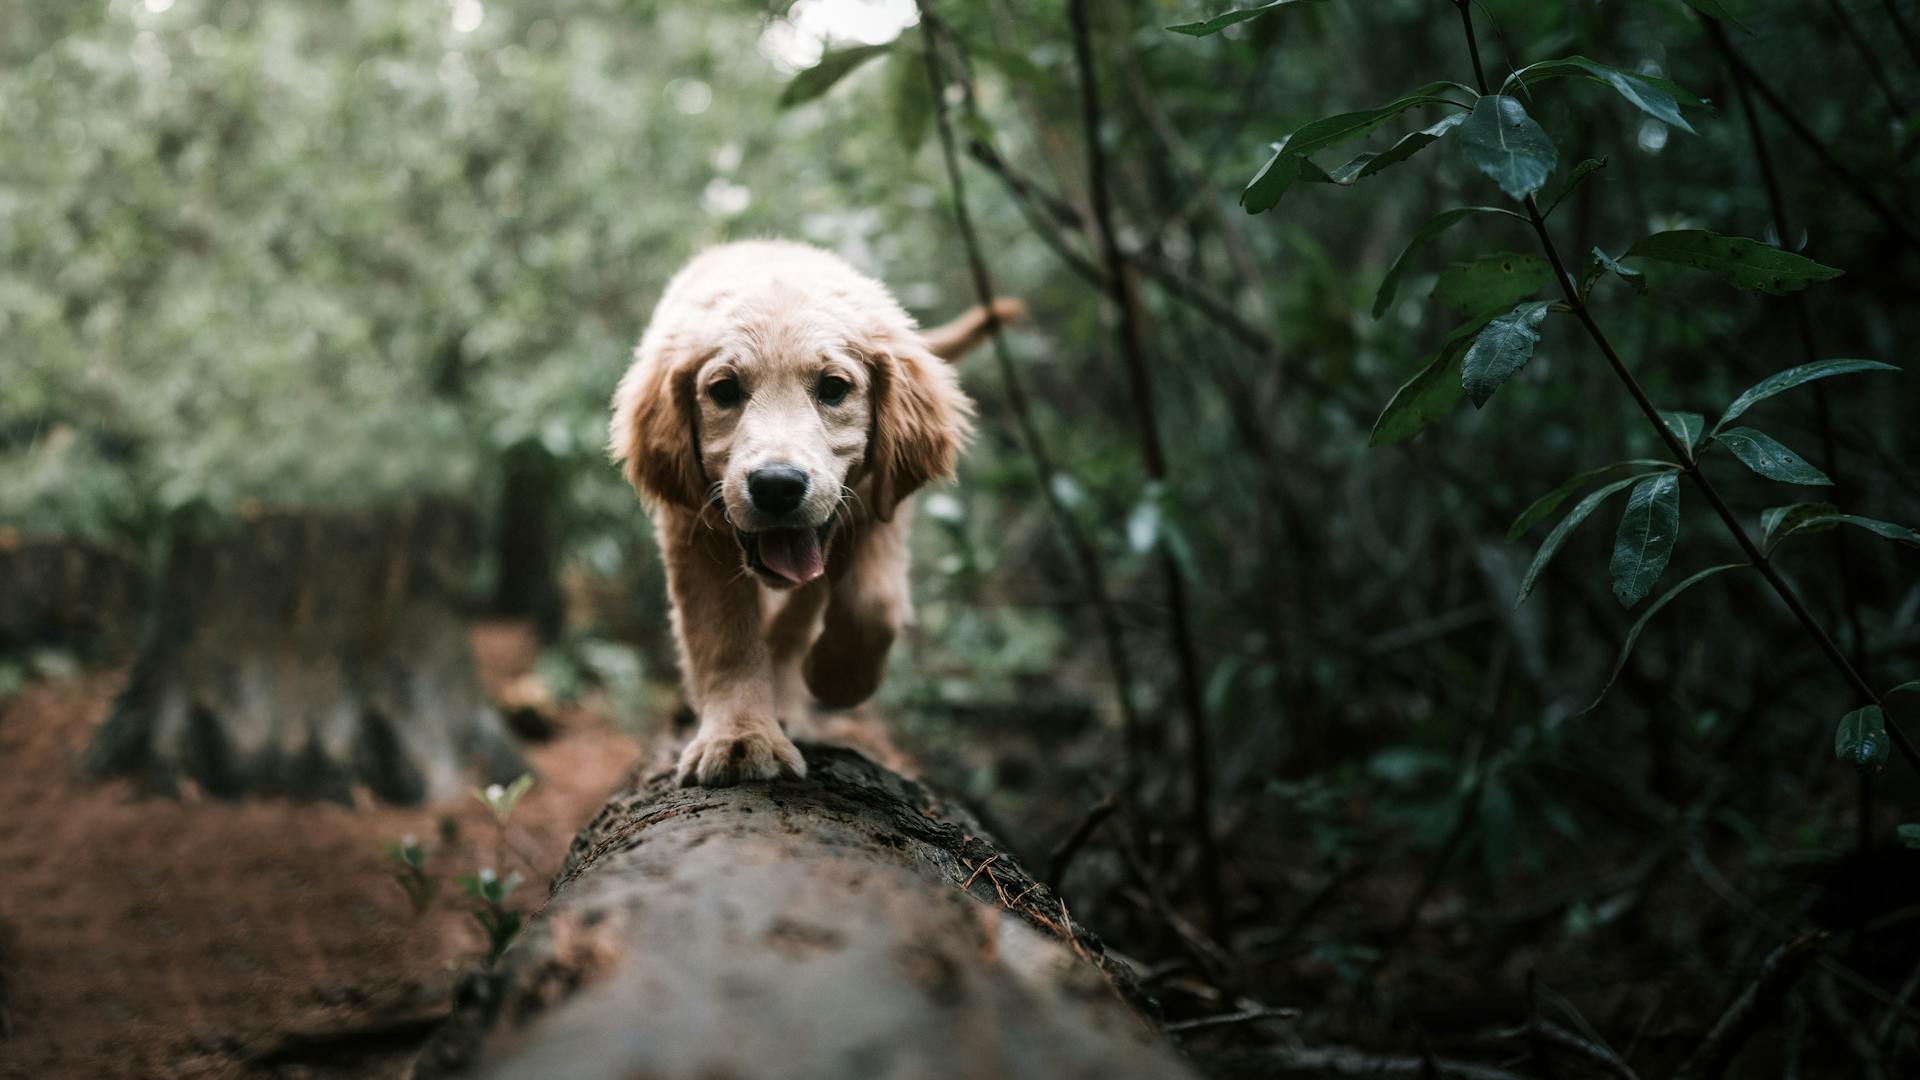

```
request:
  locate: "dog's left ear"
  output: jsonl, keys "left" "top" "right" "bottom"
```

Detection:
{"left": 861, "top": 332, "right": 974, "bottom": 522}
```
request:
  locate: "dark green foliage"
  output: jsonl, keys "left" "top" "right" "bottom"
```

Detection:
{"left": 1626, "top": 231, "right": 1845, "bottom": 295}
{"left": 1609, "top": 473, "right": 1681, "bottom": 607}
{"left": 1460, "top": 301, "right": 1550, "bottom": 407}
{"left": 1712, "top": 427, "right": 1834, "bottom": 485}
{"left": 1433, "top": 254, "right": 1554, "bottom": 316}
{"left": 1456, "top": 95, "right": 1557, "bottom": 199}
{"left": 1166, "top": 0, "right": 1329, "bottom": 38}
{"left": 1835, "top": 705, "right": 1890, "bottom": 771}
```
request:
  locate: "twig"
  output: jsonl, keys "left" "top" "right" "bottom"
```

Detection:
{"left": 1253, "top": 1044, "right": 1528, "bottom": 1080}
{"left": 1823, "top": 0, "right": 1910, "bottom": 120}
{"left": 1674, "top": 932, "right": 1829, "bottom": 1080}
{"left": 1046, "top": 793, "right": 1119, "bottom": 886}
{"left": 915, "top": 2, "right": 1151, "bottom": 800}
{"left": 1066, "top": 0, "right": 1226, "bottom": 943}
{"left": 1713, "top": 29, "right": 1920, "bottom": 254}
{"left": 1453, "top": 0, "right": 1920, "bottom": 776}
{"left": 1883, "top": 0, "right": 1920, "bottom": 72}
{"left": 1163, "top": 1005, "right": 1300, "bottom": 1033}
{"left": 961, "top": 852, "right": 1002, "bottom": 890}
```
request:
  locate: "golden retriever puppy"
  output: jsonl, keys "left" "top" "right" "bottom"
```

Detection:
{"left": 610, "top": 240, "right": 1014, "bottom": 786}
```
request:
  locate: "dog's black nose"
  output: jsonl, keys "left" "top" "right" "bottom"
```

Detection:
{"left": 747, "top": 464, "right": 810, "bottom": 515}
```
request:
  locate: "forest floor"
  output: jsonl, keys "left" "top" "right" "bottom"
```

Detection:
{"left": 0, "top": 623, "right": 641, "bottom": 1080}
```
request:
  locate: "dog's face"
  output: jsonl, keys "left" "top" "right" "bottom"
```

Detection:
{"left": 613, "top": 299, "right": 969, "bottom": 590}
{"left": 692, "top": 326, "right": 872, "bottom": 588}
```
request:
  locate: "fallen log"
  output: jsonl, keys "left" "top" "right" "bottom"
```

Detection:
{"left": 414, "top": 741, "right": 1197, "bottom": 1080}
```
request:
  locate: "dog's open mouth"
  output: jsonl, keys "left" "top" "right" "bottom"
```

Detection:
{"left": 736, "top": 524, "right": 832, "bottom": 587}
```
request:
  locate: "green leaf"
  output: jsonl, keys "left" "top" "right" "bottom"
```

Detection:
{"left": 1679, "top": 0, "right": 1753, "bottom": 34}
{"left": 1659, "top": 410, "right": 1704, "bottom": 451}
{"left": 1433, "top": 252, "right": 1555, "bottom": 316}
{"left": 1166, "top": 0, "right": 1328, "bottom": 37}
{"left": 1314, "top": 113, "right": 1468, "bottom": 185}
{"left": 1461, "top": 301, "right": 1551, "bottom": 408}
{"left": 1507, "top": 460, "right": 1676, "bottom": 541}
{"left": 1369, "top": 311, "right": 1501, "bottom": 445}
{"left": 1760, "top": 501, "right": 1840, "bottom": 548}
{"left": 1581, "top": 247, "right": 1647, "bottom": 297}
{"left": 1540, "top": 157, "right": 1606, "bottom": 217}
{"left": 1515, "top": 475, "right": 1645, "bottom": 607}
{"left": 1892, "top": 681, "right": 1920, "bottom": 696}
{"left": 1371, "top": 206, "right": 1522, "bottom": 319}
{"left": 779, "top": 43, "right": 893, "bottom": 108}
{"left": 1610, "top": 473, "right": 1681, "bottom": 607}
{"left": 1458, "top": 95, "right": 1558, "bottom": 200}
{"left": 1714, "top": 358, "right": 1901, "bottom": 432}
{"left": 1713, "top": 427, "right": 1834, "bottom": 486}
{"left": 1836, "top": 705, "right": 1890, "bottom": 772}
{"left": 1580, "top": 564, "right": 1744, "bottom": 713}
{"left": 1507, "top": 56, "right": 1702, "bottom": 134}
{"left": 1791, "top": 514, "right": 1920, "bottom": 548}
{"left": 1625, "top": 230, "right": 1844, "bottom": 295}
{"left": 1899, "top": 824, "right": 1920, "bottom": 849}
{"left": 1244, "top": 82, "right": 1470, "bottom": 212}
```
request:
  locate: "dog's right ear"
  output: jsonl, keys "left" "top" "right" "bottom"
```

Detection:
{"left": 609, "top": 344, "right": 708, "bottom": 510}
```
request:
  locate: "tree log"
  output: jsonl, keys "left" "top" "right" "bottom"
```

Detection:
{"left": 414, "top": 742, "right": 1197, "bottom": 1080}
{"left": 87, "top": 501, "right": 525, "bottom": 803}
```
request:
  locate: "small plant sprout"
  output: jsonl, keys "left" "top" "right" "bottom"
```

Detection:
{"left": 383, "top": 834, "right": 437, "bottom": 916}
{"left": 458, "top": 866, "right": 524, "bottom": 963}
{"left": 473, "top": 773, "right": 535, "bottom": 826}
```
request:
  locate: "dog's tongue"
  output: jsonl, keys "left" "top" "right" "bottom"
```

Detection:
{"left": 758, "top": 527, "right": 824, "bottom": 585}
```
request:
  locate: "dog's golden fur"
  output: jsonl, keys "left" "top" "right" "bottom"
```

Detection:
{"left": 610, "top": 240, "right": 1013, "bottom": 785}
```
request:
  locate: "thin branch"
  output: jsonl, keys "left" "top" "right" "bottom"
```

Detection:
{"left": 1450, "top": 0, "right": 1920, "bottom": 777}
{"left": 1674, "top": 931, "right": 1830, "bottom": 1080}
{"left": 1883, "top": 0, "right": 1920, "bottom": 72}
{"left": 914, "top": 3, "right": 1152, "bottom": 800}
{"left": 1823, "top": 0, "right": 1910, "bottom": 121}
{"left": 1066, "top": 0, "right": 1226, "bottom": 941}
{"left": 1713, "top": 31, "right": 1920, "bottom": 255}
{"left": 1045, "top": 793, "right": 1119, "bottom": 886}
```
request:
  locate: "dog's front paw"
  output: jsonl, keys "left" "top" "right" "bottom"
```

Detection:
{"left": 676, "top": 723, "right": 807, "bottom": 787}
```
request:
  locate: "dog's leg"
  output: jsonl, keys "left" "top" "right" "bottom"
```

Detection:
{"left": 662, "top": 514, "right": 806, "bottom": 786}
{"left": 763, "top": 578, "right": 829, "bottom": 740}
{"left": 804, "top": 510, "right": 912, "bottom": 709}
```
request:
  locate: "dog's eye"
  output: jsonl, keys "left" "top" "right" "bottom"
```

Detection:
{"left": 816, "top": 375, "right": 852, "bottom": 406}
{"left": 707, "top": 378, "right": 743, "bottom": 407}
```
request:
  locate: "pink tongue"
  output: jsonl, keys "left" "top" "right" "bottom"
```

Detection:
{"left": 758, "top": 527, "right": 824, "bottom": 585}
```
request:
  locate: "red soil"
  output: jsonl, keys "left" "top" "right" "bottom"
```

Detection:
{"left": 0, "top": 623, "right": 643, "bottom": 1079}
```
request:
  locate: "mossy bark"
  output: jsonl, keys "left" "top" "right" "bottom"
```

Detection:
{"left": 86, "top": 501, "right": 525, "bottom": 803}
{"left": 414, "top": 743, "right": 1196, "bottom": 1080}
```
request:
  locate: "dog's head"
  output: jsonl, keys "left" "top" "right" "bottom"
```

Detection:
{"left": 611, "top": 291, "right": 971, "bottom": 589}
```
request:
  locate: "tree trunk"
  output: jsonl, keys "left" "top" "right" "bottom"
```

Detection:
{"left": 489, "top": 442, "right": 565, "bottom": 643}
{"left": 86, "top": 500, "right": 525, "bottom": 803}
{"left": 414, "top": 741, "right": 1198, "bottom": 1080}
{"left": 0, "top": 532, "right": 145, "bottom": 658}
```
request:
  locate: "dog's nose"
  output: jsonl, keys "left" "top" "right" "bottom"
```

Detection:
{"left": 747, "top": 464, "right": 810, "bottom": 516}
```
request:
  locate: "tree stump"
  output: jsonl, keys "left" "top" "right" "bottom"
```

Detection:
{"left": 0, "top": 531, "right": 145, "bottom": 658}
{"left": 414, "top": 741, "right": 1197, "bottom": 1080}
{"left": 87, "top": 501, "right": 525, "bottom": 803}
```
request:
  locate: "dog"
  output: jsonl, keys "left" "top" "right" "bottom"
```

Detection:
{"left": 610, "top": 240, "right": 1016, "bottom": 786}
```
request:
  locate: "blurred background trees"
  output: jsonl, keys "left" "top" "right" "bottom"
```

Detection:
{"left": 2, "top": 0, "right": 1919, "bottom": 1070}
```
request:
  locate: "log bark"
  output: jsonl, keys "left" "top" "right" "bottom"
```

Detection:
{"left": 414, "top": 741, "right": 1198, "bottom": 1080}
{"left": 86, "top": 501, "right": 525, "bottom": 803}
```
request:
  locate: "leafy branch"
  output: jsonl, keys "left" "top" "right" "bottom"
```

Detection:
{"left": 1172, "top": 0, "right": 1920, "bottom": 784}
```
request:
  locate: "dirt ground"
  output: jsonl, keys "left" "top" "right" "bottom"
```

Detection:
{"left": 0, "top": 623, "right": 643, "bottom": 1079}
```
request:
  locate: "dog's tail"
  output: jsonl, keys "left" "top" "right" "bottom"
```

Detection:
{"left": 921, "top": 298, "right": 1026, "bottom": 361}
